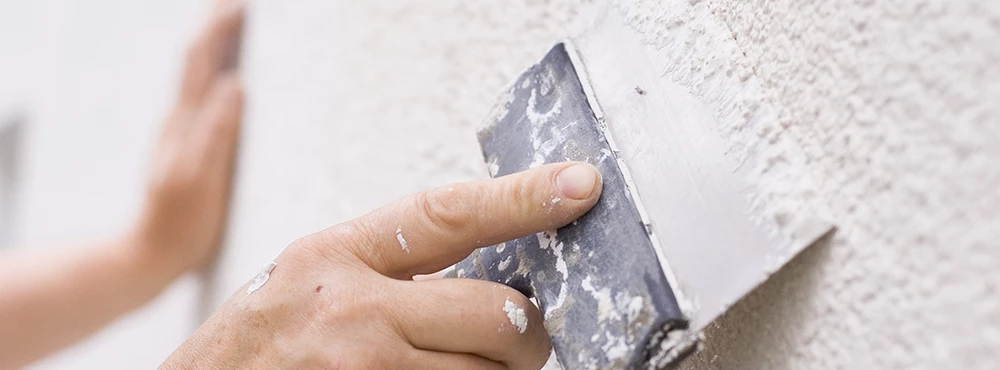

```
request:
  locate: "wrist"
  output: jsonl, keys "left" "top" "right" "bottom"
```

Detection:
{"left": 114, "top": 227, "right": 191, "bottom": 302}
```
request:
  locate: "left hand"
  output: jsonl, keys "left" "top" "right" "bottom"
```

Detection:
{"left": 134, "top": 0, "right": 245, "bottom": 272}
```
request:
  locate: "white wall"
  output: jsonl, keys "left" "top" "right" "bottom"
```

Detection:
{"left": 3, "top": 0, "right": 998, "bottom": 369}
{"left": 238, "top": 1, "right": 1000, "bottom": 369}
{"left": 0, "top": 1, "right": 208, "bottom": 368}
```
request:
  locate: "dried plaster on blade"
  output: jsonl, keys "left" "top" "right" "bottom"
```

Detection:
{"left": 503, "top": 298, "right": 529, "bottom": 334}
{"left": 603, "top": 0, "right": 830, "bottom": 244}
{"left": 568, "top": 1, "right": 834, "bottom": 333}
{"left": 247, "top": 261, "right": 278, "bottom": 295}
{"left": 562, "top": 39, "right": 693, "bottom": 316}
{"left": 524, "top": 63, "right": 569, "bottom": 168}
{"left": 536, "top": 230, "right": 570, "bottom": 320}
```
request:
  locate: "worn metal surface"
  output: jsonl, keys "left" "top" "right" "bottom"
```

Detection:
{"left": 571, "top": 9, "right": 834, "bottom": 332}
{"left": 451, "top": 44, "right": 693, "bottom": 369}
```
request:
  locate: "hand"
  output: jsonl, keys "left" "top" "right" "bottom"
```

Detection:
{"left": 133, "top": 0, "right": 244, "bottom": 272}
{"left": 161, "top": 162, "right": 604, "bottom": 370}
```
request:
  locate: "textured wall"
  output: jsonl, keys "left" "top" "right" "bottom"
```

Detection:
{"left": 4, "top": 0, "right": 996, "bottom": 368}
{"left": 230, "top": 0, "right": 999, "bottom": 369}
{"left": 625, "top": 1, "right": 1000, "bottom": 369}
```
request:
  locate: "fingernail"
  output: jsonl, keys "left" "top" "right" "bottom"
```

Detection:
{"left": 556, "top": 163, "right": 600, "bottom": 200}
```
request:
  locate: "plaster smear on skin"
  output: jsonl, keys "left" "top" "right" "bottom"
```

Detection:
{"left": 503, "top": 298, "right": 529, "bottom": 334}
{"left": 247, "top": 261, "right": 277, "bottom": 295}
{"left": 396, "top": 226, "right": 410, "bottom": 253}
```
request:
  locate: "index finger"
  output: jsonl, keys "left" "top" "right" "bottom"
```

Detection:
{"left": 331, "top": 162, "right": 602, "bottom": 279}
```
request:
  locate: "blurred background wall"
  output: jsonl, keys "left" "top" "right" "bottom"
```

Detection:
{"left": 0, "top": 1, "right": 206, "bottom": 368}
{"left": 1, "top": 0, "right": 998, "bottom": 369}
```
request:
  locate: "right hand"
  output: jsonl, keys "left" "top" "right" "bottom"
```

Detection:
{"left": 161, "top": 162, "right": 603, "bottom": 370}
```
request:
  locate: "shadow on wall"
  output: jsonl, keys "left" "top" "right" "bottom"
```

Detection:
{"left": 0, "top": 112, "right": 23, "bottom": 249}
{"left": 679, "top": 232, "right": 836, "bottom": 370}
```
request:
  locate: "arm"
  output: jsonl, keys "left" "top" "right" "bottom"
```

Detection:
{"left": 0, "top": 2, "right": 244, "bottom": 369}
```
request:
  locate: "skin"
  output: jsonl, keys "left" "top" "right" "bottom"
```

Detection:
{"left": 162, "top": 161, "right": 603, "bottom": 370}
{"left": 0, "top": 2, "right": 244, "bottom": 369}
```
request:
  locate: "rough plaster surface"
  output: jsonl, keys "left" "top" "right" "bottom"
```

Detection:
{"left": 238, "top": 1, "right": 997, "bottom": 368}
{"left": 614, "top": 1, "right": 1000, "bottom": 369}
{"left": 228, "top": 0, "right": 1000, "bottom": 368}
{"left": 4, "top": 0, "right": 997, "bottom": 369}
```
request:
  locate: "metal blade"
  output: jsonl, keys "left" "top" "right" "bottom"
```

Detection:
{"left": 567, "top": 11, "right": 833, "bottom": 331}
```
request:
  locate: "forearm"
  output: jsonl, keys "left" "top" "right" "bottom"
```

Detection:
{"left": 0, "top": 233, "right": 184, "bottom": 370}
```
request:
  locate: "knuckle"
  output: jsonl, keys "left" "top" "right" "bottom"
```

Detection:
{"left": 502, "top": 177, "right": 536, "bottom": 217}
{"left": 414, "top": 187, "right": 471, "bottom": 233}
{"left": 288, "top": 227, "right": 362, "bottom": 269}
{"left": 320, "top": 221, "right": 390, "bottom": 270}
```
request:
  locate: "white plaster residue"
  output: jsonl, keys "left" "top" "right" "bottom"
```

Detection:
{"left": 486, "top": 156, "right": 500, "bottom": 177}
{"left": 582, "top": 275, "right": 616, "bottom": 322}
{"left": 247, "top": 261, "right": 278, "bottom": 295}
{"left": 538, "top": 230, "right": 569, "bottom": 280}
{"left": 547, "top": 282, "right": 569, "bottom": 320}
{"left": 551, "top": 196, "right": 562, "bottom": 204}
{"left": 503, "top": 298, "right": 528, "bottom": 334}
{"left": 602, "top": 332, "right": 630, "bottom": 361}
{"left": 526, "top": 86, "right": 565, "bottom": 167}
{"left": 526, "top": 89, "right": 562, "bottom": 126}
{"left": 498, "top": 255, "right": 513, "bottom": 271}
{"left": 537, "top": 230, "right": 571, "bottom": 318}
{"left": 395, "top": 226, "right": 410, "bottom": 253}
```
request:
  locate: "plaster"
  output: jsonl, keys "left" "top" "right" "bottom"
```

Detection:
{"left": 233, "top": 1, "right": 999, "bottom": 368}
{"left": 9, "top": 0, "right": 989, "bottom": 368}
{"left": 504, "top": 298, "right": 530, "bottom": 334}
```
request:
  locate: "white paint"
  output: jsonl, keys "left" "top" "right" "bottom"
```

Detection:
{"left": 395, "top": 226, "right": 410, "bottom": 253}
{"left": 503, "top": 298, "right": 528, "bottom": 334}
{"left": 246, "top": 262, "right": 278, "bottom": 295}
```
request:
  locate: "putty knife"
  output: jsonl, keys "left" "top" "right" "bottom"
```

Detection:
{"left": 450, "top": 42, "right": 832, "bottom": 369}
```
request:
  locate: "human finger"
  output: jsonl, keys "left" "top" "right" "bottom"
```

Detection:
{"left": 391, "top": 278, "right": 550, "bottom": 370}
{"left": 337, "top": 162, "right": 602, "bottom": 279}
{"left": 179, "top": 0, "right": 245, "bottom": 107}
{"left": 191, "top": 74, "right": 243, "bottom": 164}
{"left": 406, "top": 349, "right": 507, "bottom": 370}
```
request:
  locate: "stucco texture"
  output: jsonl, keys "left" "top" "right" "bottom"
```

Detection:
{"left": 246, "top": 1, "right": 1000, "bottom": 369}
{"left": 233, "top": 0, "right": 999, "bottom": 369}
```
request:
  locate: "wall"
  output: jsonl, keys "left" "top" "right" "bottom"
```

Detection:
{"left": 3, "top": 0, "right": 997, "bottom": 369}
{"left": 237, "top": 1, "right": 997, "bottom": 369}
{"left": 0, "top": 1, "right": 208, "bottom": 368}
